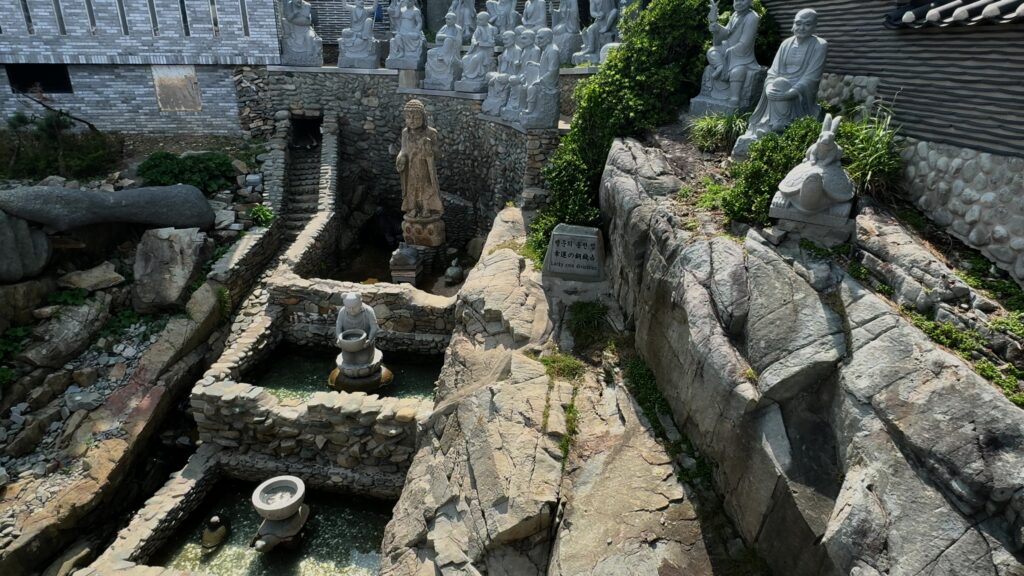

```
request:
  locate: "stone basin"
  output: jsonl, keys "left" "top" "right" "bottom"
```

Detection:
{"left": 252, "top": 476, "right": 306, "bottom": 521}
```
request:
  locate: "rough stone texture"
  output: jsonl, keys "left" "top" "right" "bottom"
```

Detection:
{"left": 0, "top": 210, "right": 50, "bottom": 284}
{"left": 0, "top": 185, "right": 216, "bottom": 232}
{"left": 600, "top": 136, "right": 1024, "bottom": 575}
{"left": 133, "top": 228, "right": 209, "bottom": 313}
{"left": 816, "top": 72, "right": 880, "bottom": 111}
{"left": 0, "top": 278, "right": 56, "bottom": 326}
{"left": 901, "top": 136, "right": 1024, "bottom": 285}
{"left": 57, "top": 261, "right": 125, "bottom": 292}
{"left": 18, "top": 293, "right": 112, "bottom": 369}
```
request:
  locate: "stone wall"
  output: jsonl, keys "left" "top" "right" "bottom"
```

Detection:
{"left": 600, "top": 138, "right": 1024, "bottom": 576}
{"left": 267, "top": 273, "right": 454, "bottom": 355}
{"left": 0, "top": 64, "right": 244, "bottom": 135}
{"left": 191, "top": 379, "right": 431, "bottom": 498}
{"left": 235, "top": 66, "right": 276, "bottom": 140}
{"left": 207, "top": 224, "right": 283, "bottom": 309}
{"left": 816, "top": 72, "right": 880, "bottom": 110}
{"left": 558, "top": 68, "right": 595, "bottom": 118}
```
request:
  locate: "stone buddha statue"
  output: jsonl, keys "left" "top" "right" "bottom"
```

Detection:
{"left": 338, "top": 0, "right": 378, "bottom": 68}
{"left": 690, "top": 0, "right": 765, "bottom": 116}
{"left": 335, "top": 292, "right": 379, "bottom": 349}
{"left": 424, "top": 34, "right": 463, "bottom": 90}
{"left": 769, "top": 114, "right": 855, "bottom": 245}
{"left": 456, "top": 12, "right": 497, "bottom": 92}
{"left": 732, "top": 9, "right": 827, "bottom": 157}
{"left": 449, "top": 0, "right": 477, "bottom": 43}
{"left": 497, "top": 30, "right": 519, "bottom": 74}
{"left": 396, "top": 100, "right": 446, "bottom": 246}
{"left": 437, "top": 11, "right": 463, "bottom": 45}
{"left": 520, "top": 28, "right": 560, "bottom": 129}
{"left": 281, "top": 0, "right": 324, "bottom": 67}
{"left": 573, "top": 0, "right": 618, "bottom": 65}
{"left": 486, "top": 0, "right": 520, "bottom": 34}
{"left": 522, "top": 0, "right": 547, "bottom": 30}
{"left": 332, "top": 292, "right": 392, "bottom": 392}
{"left": 482, "top": 72, "right": 511, "bottom": 116}
{"left": 552, "top": 0, "right": 582, "bottom": 65}
{"left": 387, "top": 0, "right": 427, "bottom": 69}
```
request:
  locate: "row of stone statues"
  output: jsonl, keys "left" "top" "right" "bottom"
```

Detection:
{"left": 282, "top": 0, "right": 627, "bottom": 71}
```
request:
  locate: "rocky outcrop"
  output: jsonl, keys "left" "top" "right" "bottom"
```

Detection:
{"left": 18, "top": 293, "right": 112, "bottom": 369}
{"left": 600, "top": 137, "right": 1024, "bottom": 575}
{"left": 57, "top": 261, "right": 125, "bottom": 292}
{"left": 0, "top": 209, "right": 50, "bottom": 284}
{"left": 133, "top": 228, "right": 209, "bottom": 313}
{"left": 0, "top": 185, "right": 215, "bottom": 232}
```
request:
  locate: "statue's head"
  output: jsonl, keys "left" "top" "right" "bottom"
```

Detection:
{"left": 520, "top": 29, "right": 536, "bottom": 47}
{"left": 792, "top": 9, "right": 817, "bottom": 39}
{"left": 536, "top": 28, "right": 553, "bottom": 47}
{"left": 445, "top": 11, "right": 456, "bottom": 24}
{"left": 734, "top": 0, "right": 752, "bottom": 12}
{"left": 502, "top": 30, "right": 516, "bottom": 46}
{"left": 343, "top": 292, "right": 363, "bottom": 313}
{"left": 476, "top": 11, "right": 490, "bottom": 26}
{"left": 403, "top": 99, "right": 427, "bottom": 129}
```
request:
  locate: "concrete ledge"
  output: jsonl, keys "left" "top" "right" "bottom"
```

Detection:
{"left": 398, "top": 87, "right": 488, "bottom": 100}
{"left": 560, "top": 66, "right": 599, "bottom": 76}
{"left": 266, "top": 65, "right": 399, "bottom": 75}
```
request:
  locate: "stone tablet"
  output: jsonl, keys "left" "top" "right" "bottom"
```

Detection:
{"left": 543, "top": 224, "right": 604, "bottom": 281}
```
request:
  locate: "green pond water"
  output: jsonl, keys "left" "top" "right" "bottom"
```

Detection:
{"left": 153, "top": 482, "right": 392, "bottom": 576}
{"left": 249, "top": 346, "right": 441, "bottom": 403}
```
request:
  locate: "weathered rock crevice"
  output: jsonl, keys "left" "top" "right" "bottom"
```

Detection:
{"left": 601, "top": 137, "right": 1024, "bottom": 575}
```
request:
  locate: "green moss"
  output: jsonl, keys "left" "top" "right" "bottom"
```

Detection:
{"left": 847, "top": 261, "right": 871, "bottom": 283}
{"left": 901, "top": 307, "right": 985, "bottom": 359}
{"left": 956, "top": 254, "right": 1024, "bottom": 312}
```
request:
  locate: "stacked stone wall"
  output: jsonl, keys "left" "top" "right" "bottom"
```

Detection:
{"left": 558, "top": 68, "right": 595, "bottom": 118}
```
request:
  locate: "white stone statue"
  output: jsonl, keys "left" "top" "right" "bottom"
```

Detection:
{"left": 769, "top": 114, "right": 855, "bottom": 244}
{"left": 335, "top": 292, "right": 379, "bottom": 349}
{"left": 456, "top": 12, "right": 497, "bottom": 92}
{"left": 573, "top": 0, "right": 618, "bottom": 65}
{"left": 424, "top": 34, "right": 463, "bottom": 90}
{"left": 387, "top": 0, "right": 427, "bottom": 69}
{"left": 501, "top": 28, "right": 540, "bottom": 122}
{"left": 520, "top": 27, "right": 560, "bottom": 129}
{"left": 522, "top": 0, "right": 548, "bottom": 31}
{"left": 281, "top": 0, "right": 324, "bottom": 67}
{"left": 338, "top": 0, "right": 378, "bottom": 68}
{"left": 690, "top": 0, "right": 765, "bottom": 116}
{"left": 486, "top": 0, "right": 521, "bottom": 34}
{"left": 497, "top": 30, "right": 520, "bottom": 74}
{"left": 552, "top": 0, "right": 582, "bottom": 65}
{"left": 448, "top": 0, "right": 476, "bottom": 43}
{"left": 733, "top": 8, "right": 827, "bottom": 157}
{"left": 437, "top": 11, "right": 463, "bottom": 45}
{"left": 482, "top": 72, "right": 511, "bottom": 115}
{"left": 516, "top": 28, "right": 541, "bottom": 74}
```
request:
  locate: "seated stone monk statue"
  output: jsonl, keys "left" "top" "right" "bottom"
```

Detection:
{"left": 690, "top": 0, "right": 764, "bottom": 116}
{"left": 732, "top": 8, "right": 827, "bottom": 157}
{"left": 769, "top": 113, "right": 855, "bottom": 243}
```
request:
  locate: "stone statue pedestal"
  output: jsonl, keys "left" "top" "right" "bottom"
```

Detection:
{"left": 454, "top": 78, "right": 489, "bottom": 93}
{"left": 329, "top": 329, "right": 393, "bottom": 393}
{"left": 338, "top": 39, "right": 383, "bottom": 68}
{"left": 403, "top": 214, "right": 446, "bottom": 247}
{"left": 690, "top": 66, "right": 767, "bottom": 117}
{"left": 768, "top": 183, "right": 855, "bottom": 247}
{"left": 253, "top": 504, "right": 310, "bottom": 553}
{"left": 386, "top": 44, "right": 427, "bottom": 70}
{"left": 283, "top": 45, "right": 324, "bottom": 67}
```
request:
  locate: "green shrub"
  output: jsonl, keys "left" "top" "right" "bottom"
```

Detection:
{"left": 47, "top": 288, "right": 89, "bottom": 306}
{"left": 689, "top": 112, "right": 749, "bottom": 153}
{"left": 0, "top": 124, "right": 121, "bottom": 180}
{"left": 249, "top": 205, "right": 276, "bottom": 227}
{"left": 0, "top": 326, "right": 32, "bottom": 363}
{"left": 138, "top": 151, "right": 235, "bottom": 193}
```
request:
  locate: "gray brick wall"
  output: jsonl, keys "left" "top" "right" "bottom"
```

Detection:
{"left": 0, "top": 63, "right": 243, "bottom": 134}
{"left": 0, "top": 0, "right": 282, "bottom": 65}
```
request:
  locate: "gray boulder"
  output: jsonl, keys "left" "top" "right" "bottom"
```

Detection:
{"left": 133, "top": 228, "right": 209, "bottom": 313}
{"left": 0, "top": 184, "right": 215, "bottom": 232}
{"left": 19, "top": 293, "right": 112, "bottom": 368}
{"left": 0, "top": 210, "right": 51, "bottom": 284}
{"left": 57, "top": 261, "right": 124, "bottom": 292}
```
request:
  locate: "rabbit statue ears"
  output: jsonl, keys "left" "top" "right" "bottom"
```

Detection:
{"left": 822, "top": 113, "right": 842, "bottom": 135}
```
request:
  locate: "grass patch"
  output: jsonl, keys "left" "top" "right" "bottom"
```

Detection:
{"left": 540, "top": 352, "right": 587, "bottom": 381}
{"left": 567, "top": 301, "right": 609, "bottom": 349}
{"left": 688, "top": 112, "right": 749, "bottom": 153}
{"left": 956, "top": 254, "right": 1024, "bottom": 312}
{"left": 847, "top": 260, "right": 871, "bottom": 283}
{"left": 623, "top": 357, "right": 670, "bottom": 438}
{"left": 974, "top": 359, "right": 1024, "bottom": 408}
{"left": 901, "top": 307, "right": 985, "bottom": 359}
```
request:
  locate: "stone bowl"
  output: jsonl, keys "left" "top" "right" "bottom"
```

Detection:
{"left": 338, "top": 329, "right": 368, "bottom": 353}
{"left": 251, "top": 476, "right": 306, "bottom": 521}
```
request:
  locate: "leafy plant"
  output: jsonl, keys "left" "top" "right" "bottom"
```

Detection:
{"left": 847, "top": 260, "right": 871, "bottom": 283}
{"left": 974, "top": 359, "right": 1024, "bottom": 407}
{"left": 47, "top": 288, "right": 89, "bottom": 306}
{"left": 217, "top": 287, "right": 233, "bottom": 318}
{"left": 989, "top": 311, "right": 1024, "bottom": 340}
{"left": 0, "top": 326, "right": 32, "bottom": 363}
{"left": 689, "top": 112, "right": 749, "bottom": 153}
{"left": 138, "top": 151, "right": 235, "bottom": 194}
{"left": 559, "top": 401, "right": 580, "bottom": 460}
{"left": 99, "top": 310, "right": 142, "bottom": 339}
{"left": 836, "top": 106, "right": 903, "bottom": 203}
{"left": 249, "top": 205, "right": 276, "bottom": 227}
{"left": 568, "top": 301, "right": 609, "bottom": 348}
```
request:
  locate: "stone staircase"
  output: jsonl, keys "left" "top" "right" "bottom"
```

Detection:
{"left": 283, "top": 145, "right": 322, "bottom": 240}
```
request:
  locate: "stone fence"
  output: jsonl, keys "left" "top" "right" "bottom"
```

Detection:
{"left": 267, "top": 272, "right": 455, "bottom": 355}
{"left": 191, "top": 379, "right": 431, "bottom": 498}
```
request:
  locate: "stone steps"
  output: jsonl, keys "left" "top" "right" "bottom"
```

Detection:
{"left": 283, "top": 146, "right": 323, "bottom": 240}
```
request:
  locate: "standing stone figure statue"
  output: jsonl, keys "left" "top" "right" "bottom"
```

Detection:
{"left": 449, "top": 0, "right": 477, "bottom": 43}
{"left": 769, "top": 114, "right": 855, "bottom": 244}
{"left": 690, "top": 0, "right": 765, "bottom": 116}
{"left": 397, "top": 100, "right": 446, "bottom": 246}
{"left": 387, "top": 0, "right": 427, "bottom": 69}
{"left": 552, "top": 0, "right": 582, "bottom": 65}
{"left": 424, "top": 34, "right": 463, "bottom": 90}
{"left": 338, "top": 0, "right": 379, "bottom": 68}
{"left": 733, "top": 8, "right": 827, "bottom": 157}
{"left": 522, "top": 0, "right": 548, "bottom": 31}
{"left": 456, "top": 12, "right": 498, "bottom": 92}
{"left": 487, "top": 0, "right": 521, "bottom": 34}
{"left": 573, "top": 0, "right": 618, "bottom": 65}
{"left": 520, "top": 27, "right": 560, "bottom": 129}
{"left": 281, "top": 0, "right": 324, "bottom": 67}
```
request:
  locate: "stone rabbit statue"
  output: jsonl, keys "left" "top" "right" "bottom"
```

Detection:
{"left": 776, "top": 113, "right": 854, "bottom": 216}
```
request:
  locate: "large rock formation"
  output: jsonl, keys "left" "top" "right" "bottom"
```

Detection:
{"left": 0, "top": 185, "right": 215, "bottom": 232}
{"left": 600, "top": 137, "right": 1024, "bottom": 575}
{"left": 18, "top": 293, "right": 112, "bottom": 369}
{"left": 0, "top": 210, "right": 50, "bottom": 284}
{"left": 133, "top": 228, "right": 210, "bottom": 313}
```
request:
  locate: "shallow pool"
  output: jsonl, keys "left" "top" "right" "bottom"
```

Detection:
{"left": 248, "top": 345, "right": 441, "bottom": 402}
{"left": 152, "top": 482, "right": 393, "bottom": 576}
